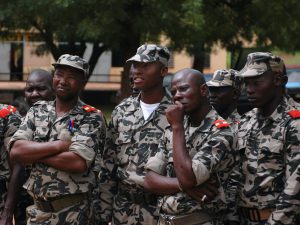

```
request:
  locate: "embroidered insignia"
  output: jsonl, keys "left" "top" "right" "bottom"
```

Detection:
{"left": 288, "top": 110, "right": 300, "bottom": 119}
{"left": 213, "top": 119, "right": 229, "bottom": 129}
{"left": 0, "top": 105, "right": 16, "bottom": 118}
{"left": 83, "top": 105, "right": 97, "bottom": 112}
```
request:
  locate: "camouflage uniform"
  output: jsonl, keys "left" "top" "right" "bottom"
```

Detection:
{"left": 8, "top": 100, "right": 106, "bottom": 225}
{"left": 0, "top": 105, "right": 21, "bottom": 212}
{"left": 99, "top": 94, "right": 172, "bottom": 225}
{"left": 236, "top": 98, "right": 300, "bottom": 225}
{"left": 145, "top": 109, "right": 236, "bottom": 225}
{"left": 234, "top": 52, "right": 300, "bottom": 225}
{"left": 207, "top": 69, "right": 241, "bottom": 223}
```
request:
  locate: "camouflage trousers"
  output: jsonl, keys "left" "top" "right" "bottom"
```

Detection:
{"left": 26, "top": 200, "right": 91, "bottom": 225}
{"left": 111, "top": 188, "right": 159, "bottom": 225}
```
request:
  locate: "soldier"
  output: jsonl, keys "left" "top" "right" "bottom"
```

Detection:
{"left": 0, "top": 105, "right": 21, "bottom": 217}
{"left": 144, "top": 68, "right": 236, "bottom": 225}
{"left": 98, "top": 44, "right": 172, "bottom": 225}
{"left": 8, "top": 54, "right": 106, "bottom": 225}
{"left": 207, "top": 69, "right": 241, "bottom": 125}
{"left": 0, "top": 69, "right": 54, "bottom": 225}
{"left": 234, "top": 52, "right": 300, "bottom": 224}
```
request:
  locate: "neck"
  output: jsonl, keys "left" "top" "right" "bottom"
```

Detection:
{"left": 140, "top": 86, "right": 165, "bottom": 104}
{"left": 189, "top": 104, "right": 210, "bottom": 127}
{"left": 259, "top": 95, "right": 283, "bottom": 117}
{"left": 220, "top": 104, "right": 237, "bottom": 119}
{"left": 55, "top": 97, "right": 78, "bottom": 117}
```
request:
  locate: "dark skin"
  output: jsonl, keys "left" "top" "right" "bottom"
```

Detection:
{"left": 208, "top": 86, "right": 240, "bottom": 119}
{"left": 131, "top": 61, "right": 167, "bottom": 103}
{"left": 244, "top": 70, "right": 284, "bottom": 117}
{"left": 144, "top": 69, "right": 218, "bottom": 203}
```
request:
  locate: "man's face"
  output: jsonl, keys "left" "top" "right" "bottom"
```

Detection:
{"left": 53, "top": 66, "right": 85, "bottom": 101}
{"left": 25, "top": 75, "right": 54, "bottom": 106}
{"left": 244, "top": 71, "right": 276, "bottom": 108}
{"left": 171, "top": 73, "right": 205, "bottom": 114}
{"left": 131, "top": 61, "right": 165, "bottom": 91}
{"left": 208, "top": 86, "right": 236, "bottom": 113}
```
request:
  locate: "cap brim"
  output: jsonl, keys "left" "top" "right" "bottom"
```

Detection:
{"left": 126, "top": 54, "right": 156, "bottom": 63}
{"left": 237, "top": 68, "right": 266, "bottom": 77}
{"left": 52, "top": 63, "right": 85, "bottom": 73}
{"left": 207, "top": 80, "right": 233, "bottom": 87}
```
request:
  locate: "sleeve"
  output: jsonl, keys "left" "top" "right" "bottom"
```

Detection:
{"left": 7, "top": 108, "right": 36, "bottom": 151}
{"left": 98, "top": 109, "right": 119, "bottom": 223}
{"left": 69, "top": 112, "right": 106, "bottom": 168}
{"left": 267, "top": 120, "right": 300, "bottom": 225}
{"left": 145, "top": 130, "right": 169, "bottom": 175}
{"left": 191, "top": 128, "right": 236, "bottom": 186}
{"left": 3, "top": 112, "right": 21, "bottom": 151}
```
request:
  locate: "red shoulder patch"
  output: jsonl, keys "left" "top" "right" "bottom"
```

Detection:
{"left": 83, "top": 105, "right": 97, "bottom": 113}
{"left": 213, "top": 119, "right": 229, "bottom": 129}
{"left": 0, "top": 105, "right": 16, "bottom": 118}
{"left": 288, "top": 110, "right": 300, "bottom": 119}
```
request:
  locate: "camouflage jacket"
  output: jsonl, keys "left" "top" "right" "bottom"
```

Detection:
{"left": 8, "top": 100, "right": 106, "bottom": 199}
{"left": 146, "top": 109, "right": 236, "bottom": 216}
{"left": 98, "top": 94, "right": 172, "bottom": 223}
{"left": 0, "top": 104, "right": 21, "bottom": 181}
{"left": 237, "top": 97, "right": 300, "bottom": 224}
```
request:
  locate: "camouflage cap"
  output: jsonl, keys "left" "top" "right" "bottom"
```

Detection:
{"left": 52, "top": 54, "right": 89, "bottom": 77}
{"left": 237, "top": 52, "right": 286, "bottom": 78}
{"left": 207, "top": 69, "right": 238, "bottom": 87}
{"left": 126, "top": 44, "right": 170, "bottom": 67}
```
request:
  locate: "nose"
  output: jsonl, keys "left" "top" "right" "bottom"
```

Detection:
{"left": 173, "top": 90, "right": 182, "bottom": 102}
{"left": 246, "top": 83, "right": 255, "bottom": 96}
{"left": 31, "top": 89, "right": 40, "bottom": 97}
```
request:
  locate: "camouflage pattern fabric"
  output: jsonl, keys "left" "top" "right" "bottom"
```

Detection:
{"left": 126, "top": 44, "right": 170, "bottom": 67}
{"left": 8, "top": 100, "right": 106, "bottom": 224}
{"left": 0, "top": 104, "right": 21, "bottom": 212}
{"left": 25, "top": 200, "right": 90, "bottom": 225}
{"left": 235, "top": 97, "right": 300, "bottom": 225}
{"left": 98, "top": 94, "right": 172, "bottom": 225}
{"left": 145, "top": 109, "right": 236, "bottom": 224}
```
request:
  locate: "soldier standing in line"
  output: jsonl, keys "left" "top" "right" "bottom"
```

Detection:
{"left": 234, "top": 52, "right": 300, "bottom": 224}
{"left": 0, "top": 105, "right": 21, "bottom": 216}
{"left": 206, "top": 69, "right": 242, "bottom": 225}
{"left": 0, "top": 69, "right": 54, "bottom": 225}
{"left": 8, "top": 54, "right": 106, "bottom": 225}
{"left": 98, "top": 44, "right": 173, "bottom": 225}
{"left": 144, "top": 68, "right": 236, "bottom": 225}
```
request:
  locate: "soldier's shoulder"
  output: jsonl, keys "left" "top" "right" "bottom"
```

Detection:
{"left": 0, "top": 104, "right": 17, "bottom": 119}
{"left": 213, "top": 119, "right": 230, "bottom": 129}
{"left": 82, "top": 104, "right": 104, "bottom": 117}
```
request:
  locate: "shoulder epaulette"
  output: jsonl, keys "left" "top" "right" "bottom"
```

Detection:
{"left": 83, "top": 105, "right": 97, "bottom": 113}
{"left": 288, "top": 109, "right": 300, "bottom": 119}
{"left": 0, "top": 105, "right": 16, "bottom": 118}
{"left": 213, "top": 119, "right": 230, "bottom": 129}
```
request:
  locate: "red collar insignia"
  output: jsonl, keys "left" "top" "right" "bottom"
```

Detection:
{"left": 288, "top": 110, "right": 300, "bottom": 119}
{"left": 213, "top": 119, "right": 229, "bottom": 129}
{"left": 0, "top": 105, "right": 16, "bottom": 118}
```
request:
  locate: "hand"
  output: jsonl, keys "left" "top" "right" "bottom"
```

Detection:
{"left": 185, "top": 180, "right": 219, "bottom": 203}
{"left": 0, "top": 207, "right": 14, "bottom": 225}
{"left": 165, "top": 101, "right": 184, "bottom": 126}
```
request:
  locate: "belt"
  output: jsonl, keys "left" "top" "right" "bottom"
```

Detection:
{"left": 159, "top": 211, "right": 212, "bottom": 225}
{"left": 34, "top": 193, "right": 87, "bottom": 212}
{"left": 239, "top": 207, "right": 273, "bottom": 222}
{"left": 118, "top": 189, "right": 157, "bottom": 205}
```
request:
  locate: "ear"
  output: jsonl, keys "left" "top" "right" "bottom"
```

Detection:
{"left": 161, "top": 66, "right": 168, "bottom": 78}
{"left": 200, "top": 84, "right": 209, "bottom": 97}
{"left": 232, "top": 88, "right": 240, "bottom": 100}
{"left": 273, "top": 72, "right": 284, "bottom": 87}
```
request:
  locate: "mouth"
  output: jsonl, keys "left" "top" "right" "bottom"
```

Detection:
{"left": 133, "top": 77, "right": 144, "bottom": 85}
{"left": 247, "top": 97, "right": 257, "bottom": 102}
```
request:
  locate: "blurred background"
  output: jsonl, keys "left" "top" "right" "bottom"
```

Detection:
{"left": 1, "top": 0, "right": 300, "bottom": 117}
